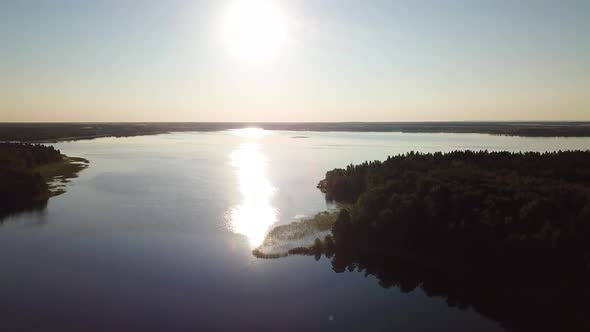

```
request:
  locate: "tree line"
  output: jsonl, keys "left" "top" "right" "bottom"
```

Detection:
{"left": 0, "top": 143, "right": 63, "bottom": 220}
{"left": 318, "top": 150, "right": 590, "bottom": 264}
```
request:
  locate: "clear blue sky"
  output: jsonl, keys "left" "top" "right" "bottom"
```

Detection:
{"left": 1, "top": 0, "right": 588, "bottom": 122}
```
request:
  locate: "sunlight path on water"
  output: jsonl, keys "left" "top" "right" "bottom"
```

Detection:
{"left": 226, "top": 129, "right": 278, "bottom": 247}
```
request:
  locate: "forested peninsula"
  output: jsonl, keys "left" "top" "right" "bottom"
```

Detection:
{"left": 316, "top": 150, "right": 590, "bottom": 259}
{"left": 0, "top": 143, "right": 88, "bottom": 220}
{"left": 256, "top": 150, "right": 590, "bottom": 331}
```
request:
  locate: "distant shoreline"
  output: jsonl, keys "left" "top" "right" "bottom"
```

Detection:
{"left": 1, "top": 121, "right": 590, "bottom": 142}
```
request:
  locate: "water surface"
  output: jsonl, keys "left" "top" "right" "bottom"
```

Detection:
{"left": 1, "top": 131, "right": 588, "bottom": 331}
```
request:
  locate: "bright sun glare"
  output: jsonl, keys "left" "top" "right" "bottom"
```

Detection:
{"left": 231, "top": 127, "right": 269, "bottom": 138}
{"left": 221, "top": 0, "right": 290, "bottom": 61}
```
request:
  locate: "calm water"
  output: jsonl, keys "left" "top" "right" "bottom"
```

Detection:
{"left": 1, "top": 130, "right": 589, "bottom": 331}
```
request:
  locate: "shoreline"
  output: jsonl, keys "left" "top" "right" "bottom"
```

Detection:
{"left": 2, "top": 122, "right": 590, "bottom": 143}
{"left": 34, "top": 155, "right": 89, "bottom": 197}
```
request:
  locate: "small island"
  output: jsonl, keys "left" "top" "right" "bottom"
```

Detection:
{"left": 0, "top": 143, "right": 88, "bottom": 220}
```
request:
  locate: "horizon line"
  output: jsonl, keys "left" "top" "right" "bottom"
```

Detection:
{"left": 1, "top": 120, "right": 590, "bottom": 125}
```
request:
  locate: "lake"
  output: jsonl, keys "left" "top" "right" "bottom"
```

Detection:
{"left": 1, "top": 130, "right": 589, "bottom": 331}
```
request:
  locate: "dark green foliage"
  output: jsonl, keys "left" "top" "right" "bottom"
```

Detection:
{"left": 0, "top": 143, "right": 63, "bottom": 220}
{"left": 0, "top": 143, "right": 62, "bottom": 169}
{"left": 321, "top": 150, "right": 590, "bottom": 266}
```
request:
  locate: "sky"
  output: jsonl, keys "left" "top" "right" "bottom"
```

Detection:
{"left": 1, "top": 0, "right": 589, "bottom": 122}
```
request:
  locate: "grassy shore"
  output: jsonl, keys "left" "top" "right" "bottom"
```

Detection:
{"left": 34, "top": 156, "right": 89, "bottom": 197}
{"left": 253, "top": 211, "right": 340, "bottom": 259}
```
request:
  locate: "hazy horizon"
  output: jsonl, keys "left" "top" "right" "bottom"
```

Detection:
{"left": 2, "top": 120, "right": 590, "bottom": 124}
{"left": 2, "top": 0, "right": 589, "bottom": 122}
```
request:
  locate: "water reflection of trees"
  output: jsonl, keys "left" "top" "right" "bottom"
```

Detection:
{"left": 256, "top": 231, "right": 590, "bottom": 331}
{"left": 0, "top": 201, "right": 48, "bottom": 223}
{"left": 322, "top": 244, "right": 590, "bottom": 332}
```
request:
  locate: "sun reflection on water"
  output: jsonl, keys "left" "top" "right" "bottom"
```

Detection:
{"left": 231, "top": 127, "right": 270, "bottom": 138}
{"left": 227, "top": 142, "right": 278, "bottom": 247}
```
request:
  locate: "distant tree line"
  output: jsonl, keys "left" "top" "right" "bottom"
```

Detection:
{"left": 1, "top": 122, "right": 590, "bottom": 142}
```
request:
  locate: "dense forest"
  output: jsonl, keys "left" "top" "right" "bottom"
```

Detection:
{"left": 317, "top": 150, "right": 590, "bottom": 264}
{"left": 0, "top": 143, "right": 63, "bottom": 220}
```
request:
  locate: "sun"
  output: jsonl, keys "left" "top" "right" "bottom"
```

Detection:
{"left": 221, "top": 0, "right": 290, "bottom": 61}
